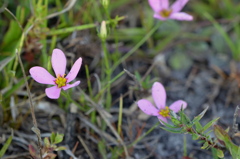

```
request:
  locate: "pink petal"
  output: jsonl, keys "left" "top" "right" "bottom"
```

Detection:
{"left": 51, "top": 49, "right": 67, "bottom": 77}
{"left": 153, "top": 13, "right": 167, "bottom": 21}
{"left": 45, "top": 86, "right": 61, "bottom": 99}
{"left": 137, "top": 99, "right": 159, "bottom": 116}
{"left": 148, "top": 0, "right": 169, "bottom": 13}
{"left": 152, "top": 82, "right": 166, "bottom": 109}
{"left": 29, "top": 66, "right": 55, "bottom": 85}
{"left": 169, "top": 100, "right": 187, "bottom": 113}
{"left": 157, "top": 115, "right": 168, "bottom": 125}
{"left": 171, "top": 0, "right": 189, "bottom": 13}
{"left": 65, "top": 57, "right": 82, "bottom": 83}
{"left": 62, "top": 81, "right": 80, "bottom": 90}
{"left": 170, "top": 12, "right": 193, "bottom": 21}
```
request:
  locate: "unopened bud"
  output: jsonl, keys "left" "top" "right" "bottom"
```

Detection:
{"left": 99, "top": 21, "right": 107, "bottom": 41}
{"left": 101, "top": 0, "right": 109, "bottom": 9}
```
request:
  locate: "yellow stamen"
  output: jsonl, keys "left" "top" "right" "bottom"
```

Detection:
{"left": 159, "top": 107, "right": 170, "bottom": 118}
{"left": 55, "top": 75, "right": 67, "bottom": 88}
{"left": 159, "top": 9, "right": 172, "bottom": 18}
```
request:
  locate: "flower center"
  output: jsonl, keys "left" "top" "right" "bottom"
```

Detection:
{"left": 159, "top": 9, "right": 172, "bottom": 18}
{"left": 55, "top": 75, "right": 67, "bottom": 88}
{"left": 159, "top": 106, "right": 170, "bottom": 117}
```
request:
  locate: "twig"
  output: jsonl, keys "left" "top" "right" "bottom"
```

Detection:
{"left": 69, "top": 141, "right": 79, "bottom": 159}
{"left": 78, "top": 111, "right": 118, "bottom": 144}
{"left": 0, "top": 0, "right": 8, "bottom": 13}
{"left": 78, "top": 88, "right": 130, "bottom": 158}
{"left": 16, "top": 50, "right": 43, "bottom": 159}
{"left": 141, "top": 62, "right": 155, "bottom": 82}
{"left": 232, "top": 105, "right": 240, "bottom": 135}
{"left": 77, "top": 135, "right": 95, "bottom": 159}
{"left": 124, "top": 69, "right": 142, "bottom": 91}
{"left": 46, "top": 0, "right": 77, "bottom": 19}
{"left": 4, "top": 8, "right": 23, "bottom": 31}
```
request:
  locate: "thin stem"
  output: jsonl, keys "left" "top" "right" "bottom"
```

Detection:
{"left": 102, "top": 40, "right": 112, "bottom": 110}
{"left": 183, "top": 135, "right": 187, "bottom": 156}
{"left": 129, "top": 122, "right": 160, "bottom": 147}
{"left": 117, "top": 94, "right": 123, "bottom": 135}
{"left": 46, "top": 0, "right": 77, "bottom": 19}
{"left": 16, "top": 49, "right": 43, "bottom": 159}
{"left": 187, "top": 127, "right": 224, "bottom": 150}
{"left": 45, "top": 16, "right": 125, "bottom": 36}
{"left": 78, "top": 88, "right": 130, "bottom": 158}
{"left": 112, "top": 22, "right": 162, "bottom": 71}
{"left": 232, "top": 105, "right": 240, "bottom": 136}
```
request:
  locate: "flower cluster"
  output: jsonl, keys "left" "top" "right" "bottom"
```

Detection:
{"left": 137, "top": 82, "right": 187, "bottom": 124}
{"left": 148, "top": 0, "right": 193, "bottom": 21}
{"left": 29, "top": 49, "right": 82, "bottom": 99}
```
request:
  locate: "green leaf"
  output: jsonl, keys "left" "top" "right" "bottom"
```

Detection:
{"left": 169, "top": 110, "right": 181, "bottom": 126}
{"left": 202, "top": 118, "right": 220, "bottom": 132}
{"left": 217, "top": 149, "right": 224, "bottom": 158}
{"left": 55, "top": 146, "right": 66, "bottom": 151}
{"left": 214, "top": 125, "right": 240, "bottom": 158}
{"left": 204, "top": 12, "right": 239, "bottom": 60}
{"left": 201, "top": 142, "right": 209, "bottom": 149}
{"left": 192, "top": 106, "right": 209, "bottom": 123}
{"left": 98, "top": 140, "right": 107, "bottom": 159}
{"left": 206, "top": 130, "right": 213, "bottom": 135}
{"left": 170, "top": 116, "right": 181, "bottom": 126}
{"left": 44, "top": 137, "right": 50, "bottom": 147}
{"left": 50, "top": 132, "right": 56, "bottom": 144}
{"left": 159, "top": 119, "right": 180, "bottom": 129}
{"left": 160, "top": 126, "right": 184, "bottom": 134}
{"left": 134, "top": 71, "right": 141, "bottom": 82}
{"left": 179, "top": 110, "right": 192, "bottom": 125}
{"left": 0, "top": 130, "right": 13, "bottom": 157}
{"left": 194, "top": 121, "right": 203, "bottom": 132}
{"left": 53, "top": 133, "right": 64, "bottom": 144}
{"left": 214, "top": 125, "right": 229, "bottom": 141}
{"left": 169, "top": 52, "right": 193, "bottom": 70}
{"left": 0, "top": 56, "right": 15, "bottom": 72}
{"left": 4, "top": 77, "right": 28, "bottom": 99}
{"left": 192, "top": 133, "right": 200, "bottom": 140}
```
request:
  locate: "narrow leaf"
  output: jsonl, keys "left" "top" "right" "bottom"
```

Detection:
{"left": 0, "top": 130, "right": 13, "bottom": 157}
{"left": 192, "top": 106, "right": 209, "bottom": 123}
{"left": 217, "top": 149, "right": 224, "bottom": 158}
{"left": 160, "top": 126, "right": 184, "bottom": 134}
{"left": 201, "top": 142, "right": 209, "bottom": 149}
{"left": 202, "top": 117, "right": 220, "bottom": 132}
{"left": 194, "top": 121, "right": 203, "bottom": 132}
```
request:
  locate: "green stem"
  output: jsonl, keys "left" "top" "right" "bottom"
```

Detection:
{"left": 44, "top": 16, "right": 125, "bottom": 36}
{"left": 112, "top": 22, "right": 162, "bottom": 71}
{"left": 183, "top": 135, "right": 187, "bottom": 156}
{"left": 101, "top": 40, "right": 112, "bottom": 110}
{"left": 96, "top": 70, "right": 125, "bottom": 100}
{"left": 117, "top": 94, "right": 123, "bottom": 135}
{"left": 129, "top": 122, "right": 160, "bottom": 147}
{"left": 60, "top": 91, "right": 83, "bottom": 111}
{"left": 188, "top": 127, "right": 223, "bottom": 150}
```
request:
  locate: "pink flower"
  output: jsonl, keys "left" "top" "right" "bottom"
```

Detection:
{"left": 137, "top": 82, "right": 187, "bottom": 124}
{"left": 148, "top": 0, "right": 193, "bottom": 21}
{"left": 29, "top": 49, "right": 82, "bottom": 99}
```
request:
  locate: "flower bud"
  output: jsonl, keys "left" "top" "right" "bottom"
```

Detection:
{"left": 99, "top": 21, "right": 107, "bottom": 41}
{"left": 101, "top": 0, "right": 109, "bottom": 9}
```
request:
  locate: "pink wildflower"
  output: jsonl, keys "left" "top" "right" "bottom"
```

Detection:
{"left": 137, "top": 82, "right": 187, "bottom": 124}
{"left": 29, "top": 49, "right": 82, "bottom": 99}
{"left": 148, "top": 0, "right": 193, "bottom": 21}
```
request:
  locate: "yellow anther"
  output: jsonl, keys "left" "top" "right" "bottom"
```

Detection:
{"left": 159, "top": 107, "right": 170, "bottom": 117}
{"left": 159, "top": 9, "right": 172, "bottom": 18}
{"left": 55, "top": 75, "right": 67, "bottom": 88}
